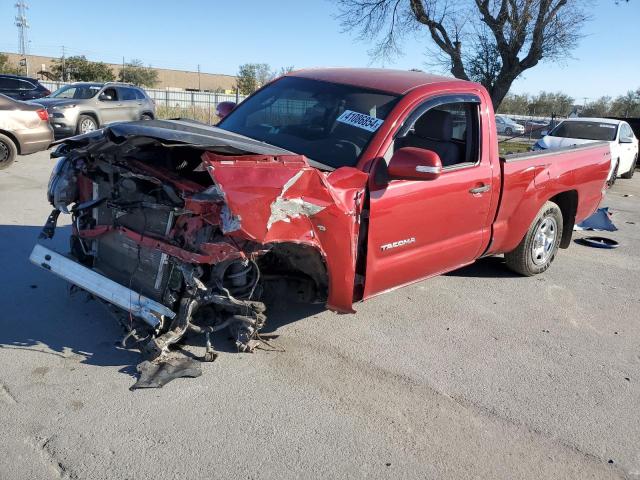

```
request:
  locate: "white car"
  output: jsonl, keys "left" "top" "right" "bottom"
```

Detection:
{"left": 496, "top": 115, "right": 525, "bottom": 135}
{"left": 533, "top": 118, "right": 638, "bottom": 183}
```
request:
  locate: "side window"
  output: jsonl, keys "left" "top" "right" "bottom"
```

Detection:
{"left": 0, "top": 78, "right": 21, "bottom": 89}
{"left": 17, "top": 79, "right": 35, "bottom": 90}
{"left": 100, "top": 87, "right": 118, "bottom": 101}
{"left": 394, "top": 101, "right": 480, "bottom": 168}
{"left": 119, "top": 87, "right": 137, "bottom": 101}
{"left": 622, "top": 125, "right": 633, "bottom": 139}
{"left": 134, "top": 88, "right": 146, "bottom": 100}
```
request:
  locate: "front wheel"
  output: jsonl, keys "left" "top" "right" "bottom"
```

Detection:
{"left": 621, "top": 155, "right": 637, "bottom": 179}
{"left": 505, "top": 201, "right": 563, "bottom": 276}
{"left": 0, "top": 133, "right": 17, "bottom": 170}
{"left": 505, "top": 127, "right": 513, "bottom": 135}
{"left": 76, "top": 115, "right": 98, "bottom": 135}
{"left": 140, "top": 113, "right": 153, "bottom": 121}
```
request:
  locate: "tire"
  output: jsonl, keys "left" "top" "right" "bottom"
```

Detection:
{"left": 0, "top": 133, "right": 17, "bottom": 170}
{"left": 621, "top": 155, "right": 637, "bottom": 179}
{"left": 76, "top": 115, "right": 98, "bottom": 135}
{"left": 140, "top": 113, "right": 153, "bottom": 121}
{"left": 505, "top": 201, "right": 563, "bottom": 276}
{"left": 505, "top": 127, "right": 513, "bottom": 135}
{"left": 607, "top": 159, "right": 619, "bottom": 187}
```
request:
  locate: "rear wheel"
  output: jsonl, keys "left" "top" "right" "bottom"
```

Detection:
{"left": 505, "top": 127, "right": 513, "bottom": 135}
{"left": 140, "top": 113, "right": 153, "bottom": 121}
{"left": 621, "top": 155, "right": 637, "bottom": 179}
{"left": 505, "top": 201, "right": 563, "bottom": 276}
{"left": 0, "top": 133, "right": 17, "bottom": 170}
{"left": 77, "top": 115, "right": 98, "bottom": 135}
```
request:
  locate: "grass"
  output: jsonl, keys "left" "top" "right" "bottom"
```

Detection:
{"left": 499, "top": 140, "right": 534, "bottom": 156}
{"left": 155, "top": 105, "right": 220, "bottom": 124}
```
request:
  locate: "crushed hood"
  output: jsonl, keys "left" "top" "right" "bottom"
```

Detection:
{"left": 56, "top": 118, "right": 297, "bottom": 157}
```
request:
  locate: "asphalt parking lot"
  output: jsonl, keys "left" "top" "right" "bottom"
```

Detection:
{"left": 0, "top": 150, "right": 639, "bottom": 480}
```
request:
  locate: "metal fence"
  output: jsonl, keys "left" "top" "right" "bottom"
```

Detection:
{"left": 40, "top": 81, "right": 247, "bottom": 123}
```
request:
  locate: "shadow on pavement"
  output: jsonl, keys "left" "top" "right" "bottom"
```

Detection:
{"left": 0, "top": 224, "right": 321, "bottom": 369}
{"left": 445, "top": 255, "right": 521, "bottom": 278}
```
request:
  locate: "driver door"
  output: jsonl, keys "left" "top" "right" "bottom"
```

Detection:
{"left": 98, "top": 87, "right": 123, "bottom": 124}
{"left": 363, "top": 96, "right": 495, "bottom": 298}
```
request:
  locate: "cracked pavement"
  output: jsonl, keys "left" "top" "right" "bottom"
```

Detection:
{"left": 1, "top": 151, "right": 638, "bottom": 479}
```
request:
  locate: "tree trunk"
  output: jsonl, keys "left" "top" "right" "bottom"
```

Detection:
{"left": 486, "top": 69, "right": 521, "bottom": 111}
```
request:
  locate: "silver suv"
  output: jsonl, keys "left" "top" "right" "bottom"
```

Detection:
{"left": 31, "top": 82, "right": 155, "bottom": 137}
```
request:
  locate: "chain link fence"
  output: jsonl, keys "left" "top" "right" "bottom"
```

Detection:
{"left": 41, "top": 81, "right": 247, "bottom": 124}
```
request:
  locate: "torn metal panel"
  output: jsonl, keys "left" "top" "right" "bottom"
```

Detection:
{"left": 202, "top": 152, "right": 368, "bottom": 312}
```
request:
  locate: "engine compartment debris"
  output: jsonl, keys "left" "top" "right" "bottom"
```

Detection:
{"left": 32, "top": 122, "right": 367, "bottom": 388}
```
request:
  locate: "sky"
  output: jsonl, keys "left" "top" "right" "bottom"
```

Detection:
{"left": 1, "top": 0, "right": 638, "bottom": 101}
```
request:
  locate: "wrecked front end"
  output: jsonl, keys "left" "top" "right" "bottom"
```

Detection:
{"left": 30, "top": 121, "right": 368, "bottom": 388}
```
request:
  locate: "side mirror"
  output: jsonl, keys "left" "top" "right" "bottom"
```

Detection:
{"left": 388, "top": 147, "right": 442, "bottom": 181}
{"left": 540, "top": 130, "right": 548, "bottom": 137}
{"left": 99, "top": 93, "right": 112, "bottom": 101}
{"left": 620, "top": 136, "right": 634, "bottom": 144}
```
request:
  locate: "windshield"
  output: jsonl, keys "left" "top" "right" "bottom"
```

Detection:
{"left": 218, "top": 76, "right": 399, "bottom": 168}
{"left": 550, "top": 121, "right": 618, "bottom": 141}
{"left": 50, "top": 85, "right": 101, "bottom": 99}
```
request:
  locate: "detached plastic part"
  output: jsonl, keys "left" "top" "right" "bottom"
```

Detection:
{"left": 131, "top": 358, "right": 202, "bottom": 389}
{"left": 575, "top": 236, "right": 619, "bottom": 249}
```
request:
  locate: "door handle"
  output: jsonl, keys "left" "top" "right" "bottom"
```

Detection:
{"left": 469, "top": 184, "right": 491, "bottom": 194}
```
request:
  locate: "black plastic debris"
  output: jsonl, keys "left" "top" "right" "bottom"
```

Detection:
{"left": 575, "top": 236, "right": 619, "bottom": 249}
{"left": 574, "top": 207, "right": 617, "bottom": 232}
{"left": 131, "top": 358, "right": 202, "bottom": 390}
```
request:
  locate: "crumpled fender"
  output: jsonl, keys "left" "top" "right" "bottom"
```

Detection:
{"left": 202, "top": 152, "right": 368, "bottom": 313}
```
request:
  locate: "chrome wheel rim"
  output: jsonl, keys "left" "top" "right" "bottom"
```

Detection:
{"left": 0, "top": 141, "right": 9, "bottom": 164}
{"left": 80, "top": 118, "right": 96, "bottom": 134}
{"left": 531, "top": 217, "right": 557, "bottom": 265}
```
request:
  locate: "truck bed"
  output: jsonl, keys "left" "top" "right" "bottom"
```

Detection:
{"left": 488, "top": 142, "right": 612, "bottom": 255}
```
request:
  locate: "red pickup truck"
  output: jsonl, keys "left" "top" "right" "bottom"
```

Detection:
{"left": 32, "top": 68, "right": 610, "bottom": 370}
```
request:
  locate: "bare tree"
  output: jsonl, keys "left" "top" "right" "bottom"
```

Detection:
{"left": 336, "top": 0, "right": 589, "bottom": 109}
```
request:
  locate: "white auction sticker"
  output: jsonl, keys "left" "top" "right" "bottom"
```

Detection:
{"left": 336, "top": 110, "right": 384, "bottom": 132}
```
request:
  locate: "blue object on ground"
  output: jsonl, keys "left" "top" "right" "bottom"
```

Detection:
{"left": 574, "top": 207, "right": 618, "bottom": 232}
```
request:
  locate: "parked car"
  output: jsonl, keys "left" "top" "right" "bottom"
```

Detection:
{"left": 517, "top": 119, "right": 548, "bottom": 138}
{"left": 496, "top": 115, "right": 525, "bottom": 135}
{"left": 0, "top": 94, "right": 53, "bottom": 170}
{"left": 0, "top": 74, "right": 51, "bottom": 101}
{"left": 533, "top": 118, "right": 638, "bottom": 182}
{"left": 30, "top": 82, "right": 155, "bottom": 137}
{"left": 33, "top": 69, "right": 610, "bottom": 383}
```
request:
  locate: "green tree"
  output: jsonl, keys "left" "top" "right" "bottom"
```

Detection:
{"left": 236, "top": 63, "right": 274, "bottom": 94}
{"left": 236, "top": 64, "right": 258, "bottom": 94}
{"left": 498, "top": 93, "right": 530, "bottom": 116}
{"left": 51, "top": 55, "right": 115, "bottom": 82}
{"left": 0, "top": 53, "right": 19, "bottom": 74}
{"left": 609, "top": 90, "right": 640, "bottom": 117}
{"left": 118, "top": 59, "right": 158, "bottom": 87}
{"left": 582, "top": 97, "right": 612, "bottom": 117}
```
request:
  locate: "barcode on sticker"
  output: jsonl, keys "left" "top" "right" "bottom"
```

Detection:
{"left": 336, "top": 110, "right": 384, "bottom": 132}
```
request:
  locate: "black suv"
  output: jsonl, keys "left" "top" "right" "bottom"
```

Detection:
{"left": 0, "top": 74, "right": 50, "bottom": 100}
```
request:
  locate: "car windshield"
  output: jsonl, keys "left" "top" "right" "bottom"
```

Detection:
{"left": 218, "top": 76, "right": 399, "bottom": 169}
{"left": 50, "top": 85, "right": 101, "bottom": 99}
{"left": 549, "top": 121, "right": 618, "bottom": 141}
